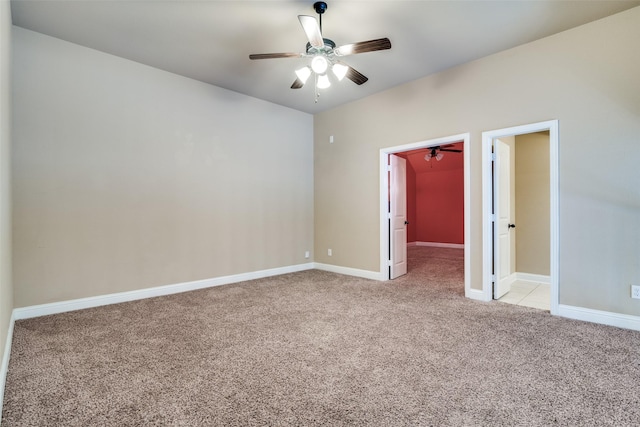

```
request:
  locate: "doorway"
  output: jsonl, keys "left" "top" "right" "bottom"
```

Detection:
{"left": 481, "top": 121, "right": 559, "bottom": 314}
{"left": 379, "top": 133, "right": 471, "bottom": 297}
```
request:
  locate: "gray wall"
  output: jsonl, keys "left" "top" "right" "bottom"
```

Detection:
{"left": 12, "top": 27, "right": 314, "bottom": 307}
{"left": 1, "top": 0, "right": 14, "bottom": 369}
{"left": 314, "top": 7, "right": 640, "bottom": 316}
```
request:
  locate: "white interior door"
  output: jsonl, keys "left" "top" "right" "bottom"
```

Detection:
{"left": 389, "top": 154, "right": 407, "bottom": 279}
{"left": 494, "top": 139, "right": 514, "bottom": 298}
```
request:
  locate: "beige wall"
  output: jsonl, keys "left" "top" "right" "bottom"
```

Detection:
{"left": 314, "top": 7, "right": 640, "bottom": 315}
{"left": 515, "top": 132, "right": 550, "bottom": 276}
{"left": 1, "top": 0, "right": 13, "bottom": 365}
{"left": 12, "top": 27, "right": 314, "bottom": 307}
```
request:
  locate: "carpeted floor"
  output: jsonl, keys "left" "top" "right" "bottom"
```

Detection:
{"left": 3, "top": 247, "right": 640, "bottom": 426}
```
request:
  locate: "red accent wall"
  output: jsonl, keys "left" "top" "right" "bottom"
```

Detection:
{"left": 413, "top": 169, "right": 464, "bottom": 244}
{"left": 406, "top": 160, "right": 417, "bottom": 243}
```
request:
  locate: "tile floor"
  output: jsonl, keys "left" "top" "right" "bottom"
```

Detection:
{"left": 498, "top": 280, "right": 550, "bottom": 311}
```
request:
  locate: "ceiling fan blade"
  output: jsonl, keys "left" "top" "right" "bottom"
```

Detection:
{"left": 249, "top": 53, "right": 301, "bottom": 60}
{"left": 291, "top": 78, "right": 305, "bottom": 89}
{"left": 334, "top": 38, "right": 392, "bottom": 56}
{"left": 345, "top": 66, "right": 368, "bottom": 85}
{"left": 439, "top": 149, "right": 463, "bottom": 153}
{"left": 298, "top": 15, "right": 324, "bottom": 48}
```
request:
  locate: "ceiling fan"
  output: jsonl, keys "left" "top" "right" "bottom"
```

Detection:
{"left": 424, "top": 145, "right": 463, "bottom": 162}
{"left": 249, "top": 1, "right": 391, "bottom": 98}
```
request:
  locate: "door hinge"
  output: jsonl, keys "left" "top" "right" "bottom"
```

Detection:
{"left": 490, "top": 214, "right": 496, "bottom": 222}
{"left": 491, "top": 274, "right": 496, "bottom": 282}
{"left": 387, "top": 164, "right": 392, "bottom": 172}
{"left": 387, "top": 212, "right": 392, "bottom": 219}
{"left": 491, "top": 153, "right": 496, "bottom": 161}
{"left": 388, "top": 260, "right": 393, "bottom": 267}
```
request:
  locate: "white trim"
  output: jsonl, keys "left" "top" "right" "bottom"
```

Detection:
{"left": 549, "top": 122, "right": 560, "bottom": 315}
{"left": 380, "top": 133, "right": 471, "bottom": 299}
{"left": 13, "top": 263, "right": 314, "bottom": 320}
{"left": 482, "top": 120, "right": 559, "bottom": 312}
{"left": 313, "top": 263, "right": 383, "bottom": 281}
{"left": 463, "top": 133, "right": 471, "bottom": 303}
{"left": 465, "top": 287, "right": 488, "bottom": 302}
{"left": 558, "top": 304, "right": 640, "bottom": 332}
{"left": 481, "top": 130, "right": 494, "bottom": 302}
{"left": 380, "top": 149, "right": 391, "bottom": 280}
{"left": 516, "top": 272, "right": 551, "bottom": 285}
{"left": 409, "top": 241, "right": 465, "bottom": 249}
{"left": 0, "top": 311, "right": 15, "bottom": 419}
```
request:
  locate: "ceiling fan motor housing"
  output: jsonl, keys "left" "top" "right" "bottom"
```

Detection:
{"left": 306, "top": 38, "right": 336, "bottom": 54}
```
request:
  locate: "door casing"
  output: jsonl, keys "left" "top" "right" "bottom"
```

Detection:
{"left": 481, "top": 120, "right": 559, "bottom": 314}
{"left": 379, "top": 133, "right": 470, "bottom": 296}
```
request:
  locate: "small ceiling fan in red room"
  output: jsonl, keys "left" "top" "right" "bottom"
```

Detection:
{"left": 249, "top": 1, "right": 391, "bottom": 102}
{"left": 424, "top": 145, "right": 463, "bottom": 162}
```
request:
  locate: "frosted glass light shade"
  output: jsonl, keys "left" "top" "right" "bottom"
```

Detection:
{"left": 425, "top": 152, "right": 444, "bottom": 161}
{"left": 317, "top": 74, "right": 331, "bottom": 89}
{"left": 311, "top": 56, "right": 328, "bottom": 74}
{"left": 332, "top": 63, "right": 349, "bottom": 81}
{"left": 295, "top": 66, "right": 312, "bottom": 84}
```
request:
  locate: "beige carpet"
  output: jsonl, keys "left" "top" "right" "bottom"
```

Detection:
{"left": 3, "top": 247, "right": 640, "bottom": 426}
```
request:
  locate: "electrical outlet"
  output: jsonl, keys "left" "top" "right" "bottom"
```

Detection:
{"left": 304, "top": 251, "right": 310, "bottom": 259}
{"left": 632, "top": 285, "right": 640, "bottom": 299}
{"left": 328, "top": 249, "right": 332, "bottom": 256}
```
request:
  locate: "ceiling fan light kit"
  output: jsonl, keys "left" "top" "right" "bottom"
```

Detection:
{"left": 249, "top": 1, "right": 392, "bottom": 103}
{"left": 424, "top": 145, "right": 463, "bottom": 165}
{"left": 425, "top": 152, "right": 444, "bottom": 162}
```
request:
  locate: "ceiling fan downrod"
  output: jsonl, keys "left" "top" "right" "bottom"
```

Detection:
{"left": 313, "top": 2, "right": 328, "bottom": 33}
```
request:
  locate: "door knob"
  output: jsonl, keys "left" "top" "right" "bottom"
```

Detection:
{"left": 404, "top": 221, "right": 409, "bottom": 225}
{"left": 508, "top": 223, "right": 516, "bottom": 229}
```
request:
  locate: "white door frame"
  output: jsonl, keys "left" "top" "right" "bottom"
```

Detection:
{"left": 481, "top": 120, "right": 559, "bottom": 314}
{"left": 379, "top": 133, "right": 471, "bottom": 297}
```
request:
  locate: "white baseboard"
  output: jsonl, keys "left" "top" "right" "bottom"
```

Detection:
{"left": 408, "top": 241, "right": 464, "bottom": 249}
{"left": 516, "top": 272, "right": 551, "bottom": 285}
{"left": 465, "top": 287, "right": 490, "bottom": 302}
{"left": 558, "top": 304, "right": 640, "bottom": 332}
{"left": 0, "top": 311, "right": 15, "bottom": 420}
{"left": 13, "top": 263, "right": 315, "bottom": 321}
{"left": 313, "top": 263, "right": 383, "bottom": 281}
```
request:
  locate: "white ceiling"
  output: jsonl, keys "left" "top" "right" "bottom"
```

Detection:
{"left": 11, "top": 0, "right": 640, "bottom": 114}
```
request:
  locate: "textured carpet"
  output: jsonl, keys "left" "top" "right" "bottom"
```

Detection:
{"left": 3, "top": 247, "right": 640, "bottom": 426}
